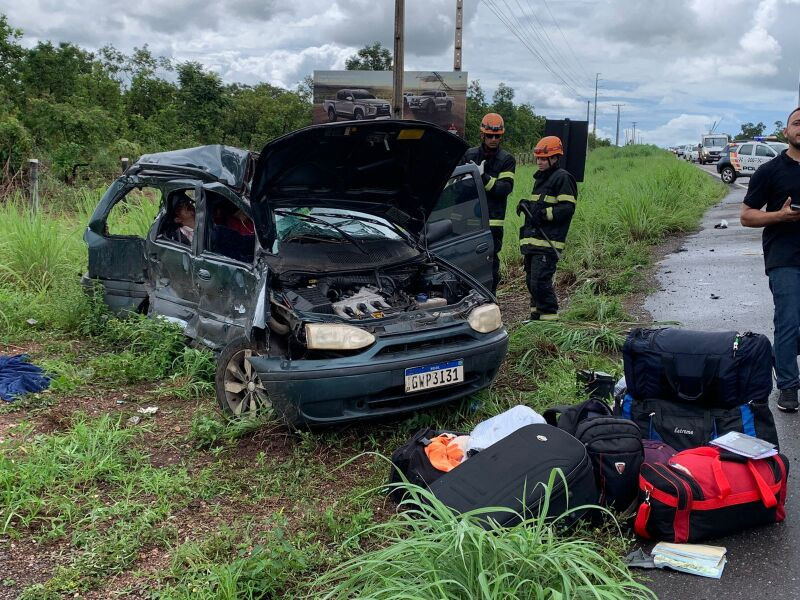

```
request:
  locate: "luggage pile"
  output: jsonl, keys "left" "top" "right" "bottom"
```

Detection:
{"left": 388, "top": 327, "right": 789, "bottom": 544}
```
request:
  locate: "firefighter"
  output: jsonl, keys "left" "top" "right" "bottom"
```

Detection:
{"left": 516, "top": 135, "right": 578, "bottom": 321}
{"left": 461, "top": 113, "right": 516, "bottom": 293}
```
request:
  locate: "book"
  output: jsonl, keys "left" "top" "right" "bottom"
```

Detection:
{"left": 709, "top": 431, "right": 776, "bottom": 459}
{"left": 651, "top": 542, "right": 727, "bottom": 579}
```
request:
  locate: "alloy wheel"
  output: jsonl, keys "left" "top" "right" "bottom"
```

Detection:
{"left": 222, "top": 348, "right": 270, "bottom": 417}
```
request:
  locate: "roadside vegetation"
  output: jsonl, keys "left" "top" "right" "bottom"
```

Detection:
{"left": 0, "top": 144, "right": 725, "bottom": 597}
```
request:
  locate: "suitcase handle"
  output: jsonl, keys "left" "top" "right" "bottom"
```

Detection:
{"left": 662, "top": 354, "right": 720, "bottom": 402}
{"left": 747, "top": 460, "right": 778, "bottom": 509}
{"left": 673, "top": 447, "right": 732, "bottom": 499}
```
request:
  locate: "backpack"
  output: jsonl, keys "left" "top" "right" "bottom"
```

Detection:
{"left": 574, "top": 417, "right": 644, "bottom": 512}
{"left": 543, "top": 397, "right": 613, "bottom": 435}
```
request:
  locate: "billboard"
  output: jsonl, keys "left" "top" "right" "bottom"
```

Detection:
{"left": 313, "top": 70, "right": 468, "bottom": 137}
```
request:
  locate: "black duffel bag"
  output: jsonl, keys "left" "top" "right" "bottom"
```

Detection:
{"left": 618, "top": 395, "right": 779, "bottom": 450}
{"left": 623, "top": 328, "right": 773, "bottom": 408}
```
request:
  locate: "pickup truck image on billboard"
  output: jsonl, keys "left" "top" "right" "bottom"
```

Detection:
{"left": 313, "top": 70, "right": 467, "bottom": 137}
{"left": 323, "top": 89, "right": 391, "bottom": 121}
{"left": 407, "top": 90, "right": 454, "bottom": 115}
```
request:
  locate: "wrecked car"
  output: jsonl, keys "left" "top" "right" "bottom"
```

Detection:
{"left": 83, "top": 121, "right": 508, "bottom": 424}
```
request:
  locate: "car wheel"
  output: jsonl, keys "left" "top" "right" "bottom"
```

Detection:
{"left": 215, "top": 336, "right": 271, "bottom": 418}
{"left": 327, "top": 108, "right": 337, "bottom": 122}
{"left": 426, "top": 102, "right": 436, "bottom": 115}
{"left": 720, "top": 166, "right": 736, "bottom": 184}
{"left": 354, "top": 110, "right": 364, "bottom": 120}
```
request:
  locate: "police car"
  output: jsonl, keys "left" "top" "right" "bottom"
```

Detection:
{"left": 716, "top": 138, "right": 788, "bottom": 184}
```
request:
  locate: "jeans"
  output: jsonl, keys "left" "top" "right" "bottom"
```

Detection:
{"left": 768, "top": 266, "right": 800, "bottom": 389}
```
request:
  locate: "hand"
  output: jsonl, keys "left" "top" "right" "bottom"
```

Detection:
{"left": 779, "top": 197, "right": 800, "bottom": 222}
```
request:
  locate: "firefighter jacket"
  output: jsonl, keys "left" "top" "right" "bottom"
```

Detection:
{"left": 460, "top": 145, "right": 516, "bottom": 229}
{"left": 519, "top": 166, "right": 578, "bottom": 255}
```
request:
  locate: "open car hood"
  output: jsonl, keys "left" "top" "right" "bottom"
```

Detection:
{"left": 249, "top": 121, "right": 467, "bottom": 242}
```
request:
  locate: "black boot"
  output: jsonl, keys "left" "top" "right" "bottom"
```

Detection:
{"left": 777, "top": 387, "right": 799, "bottom": 412}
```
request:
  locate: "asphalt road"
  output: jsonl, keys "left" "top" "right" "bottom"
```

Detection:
{"left": 641, "top": 170, "right": 800, "bottom": 598}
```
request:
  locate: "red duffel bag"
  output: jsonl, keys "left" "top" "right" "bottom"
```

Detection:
{"left": 634, "top": 446, "right": 788, "bottom": 542}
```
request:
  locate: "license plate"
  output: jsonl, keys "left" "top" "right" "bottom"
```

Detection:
{"left": 405, "top": 360, "right": 464, "bottom": 393}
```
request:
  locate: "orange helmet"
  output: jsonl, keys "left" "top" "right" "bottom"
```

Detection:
{"left": 534, "top": 136, "right": 564, "bottom": 158}
{"left": 480, "top": 113, "right": 505, "bottom": 135}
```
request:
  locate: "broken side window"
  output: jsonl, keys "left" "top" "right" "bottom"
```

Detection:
{"left": 204, "top": 192, "right": 256, "bottom": 263}
{"left": 430, "top": 172, "right": 483, "bottom": 237}
{"left": 106, "top": 186, "right": 161, "bottom": 237}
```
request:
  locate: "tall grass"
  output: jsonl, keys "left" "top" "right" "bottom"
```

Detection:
{"left": 309, "top": 472, "right": 655, "bottom": 599}
{"left": 502, "top": 146, "right": 726, "bottom": 294}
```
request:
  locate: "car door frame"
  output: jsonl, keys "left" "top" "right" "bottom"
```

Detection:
{"left": 144, "top": 180, "right": 205, "bottom": 334}
{"left": 191, "top": 182, "right": 263, "bottom": 350}
{"left": 83, "top": 176, "right": 157, "bottom": 315}
{"left": 426, "top": 163, "right": 494, "bottom": 291}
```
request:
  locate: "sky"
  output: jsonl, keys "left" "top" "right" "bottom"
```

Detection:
{"left": 3, "top": 0, "right": 800, "bottom": 147}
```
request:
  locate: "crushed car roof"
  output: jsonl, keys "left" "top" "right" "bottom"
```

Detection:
{"left": 134, "top": 145, "right": 252, "bottom": 190}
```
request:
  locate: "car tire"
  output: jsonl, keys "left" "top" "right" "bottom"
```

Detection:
{"left": 426, "top": 102, "right": 436, "bottom": 115}
{"left": 327, "top": 108, "right": 337, "bottom": 122}
{"left": 354, "top": 110, "right": 364, "bottom": 120}
{"left": 215, "top": 336, "right": 271, "bottom": 419}
{"left": 720, "top": 166, "right": 736, "bottom": 184}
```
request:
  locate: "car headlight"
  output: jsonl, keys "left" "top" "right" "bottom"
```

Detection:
{"left": 467, "top": 303, "right": 502, "bottom": 334}
{"left": 305, "top": 323, "right": 375, "bottom": 350}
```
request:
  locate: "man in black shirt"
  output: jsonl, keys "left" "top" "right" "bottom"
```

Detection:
{"left": 741, "top": 106, "right": 800, "bottom": 411}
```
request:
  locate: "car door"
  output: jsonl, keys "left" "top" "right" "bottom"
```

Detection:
{"left": 427, "top": 164, "right": 494, "bottom": 290}
{"left": 83, "top": 178, "right": 157, "bottom": 315}
{"left": 191, "top": 183, "right": 261, "bottom": 350}
{"left": 754, "top": 143, "right": 777, "bottom": 169}
{"left": 339, "top": 90, "right": 354, "bottom": 118}
{"left": 736, "top": 144, "right": 756, "bottom": 175}
{"left": 145, "top": 182, "right": 203, "bottom": 331}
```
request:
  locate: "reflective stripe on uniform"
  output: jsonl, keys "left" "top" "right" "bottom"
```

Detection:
{"left": 556, "top": 194, "right": 576, "bottom": 204}
{"left": 519, "top": 237, "right": 565, "bottom": 250}
{"left": 530, "top": 195, "right": 558, "bottom": 204}
{"left": 485, "top": 176, "right": 496, "bottom": 191}
{"left": 539, "top": 314, "right": 559, "bottom": 321}
{"left": 489, "top": 219, "right": 505, "bottom": 227}
{"left": 498, "top": 171, "right": 515, "bottom": 180}
{"left": 545, "top": 207, "right": 553, "bottom": 221}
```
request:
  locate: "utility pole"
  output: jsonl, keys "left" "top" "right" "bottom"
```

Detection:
{"left": 632, "top": 122, "right": 637, "bottom": 145}
{"left": 586, "top": 100, "right": 590, "bottom": 123}
{"left": 593, "top": 73, "right": 600, "bottom": 135}
{"left": 393, "top": 0, "right": 405, "bottom": 119}
{"left": 453, "top": 0, "right": 463, "bottom": 71}
{"left": 613, "top": 103, "right": 624, "bottom": 146}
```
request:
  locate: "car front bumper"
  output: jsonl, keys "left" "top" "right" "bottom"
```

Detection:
{"left": 251, "top": 323, "right": 508, "bottom": 425}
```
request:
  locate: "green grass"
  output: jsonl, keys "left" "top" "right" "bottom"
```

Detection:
{"left": 309, "top": 474, "right": 656, "bottom": 599}
{"left": 501, "top": 146, "right": 727, "bottom": 294}
{"left": 0, "top": 146, "right": 727, "bottom": 597}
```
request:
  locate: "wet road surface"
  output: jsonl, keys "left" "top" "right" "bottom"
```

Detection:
{"left": 641, "top": 177, "right": 800, "bottom": 598}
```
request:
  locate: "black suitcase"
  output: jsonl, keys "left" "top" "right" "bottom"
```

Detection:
{"left": 574, "top": 417, "right": 643, "bottom": 512}
{"left": 623, "top": 328, "right": 773, "bottom": 408}
{"left": 428, "top": 424, "right": 598, "bottom": 528}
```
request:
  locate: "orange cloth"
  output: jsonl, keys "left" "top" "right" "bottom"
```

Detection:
{"left": 424, "top": 434, "right": 465, "bottom": 472}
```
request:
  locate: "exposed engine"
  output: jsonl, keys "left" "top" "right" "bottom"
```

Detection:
{"left": 273, "top": 260, "right": 476, "bottom": 321}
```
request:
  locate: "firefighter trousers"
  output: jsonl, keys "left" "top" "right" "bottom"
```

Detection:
{"left": 524, "top": 252, "right": 559, "bottom": 318}
{"left": 490, "top": 225, "right": 504, "bottom": 294}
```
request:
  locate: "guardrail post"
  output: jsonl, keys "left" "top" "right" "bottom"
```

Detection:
{"left": 121, "top": 157, "right": 130, "bottom": 174}
{"left": 29, "top": 158, "right": 39, "bottom": 213}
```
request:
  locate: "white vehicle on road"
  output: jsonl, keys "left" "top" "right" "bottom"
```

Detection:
{"left": 684, "top": 145, "right": 700, "bottom": 162}
{"left": 718, "top": 141, "right": 788, "bottom": 183}
{"left": 698, "top": 134, "right": 729, "bottom": 164}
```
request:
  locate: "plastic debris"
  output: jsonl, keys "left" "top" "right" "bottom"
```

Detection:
{"left": 138, "top": 406, "right": 159, "bottom": 415}
{"left": 714, "top": 220, "right": 729, "bottom": 229}
{"left": 126, "top": 415, "right": 141, "bottom": 426}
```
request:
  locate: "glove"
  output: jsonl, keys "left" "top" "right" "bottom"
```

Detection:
{"left": 521, "top": 201, "right": 543, "bottom": 226}
{"left": 469, "top": 160, "right": 486, "bottom": 176}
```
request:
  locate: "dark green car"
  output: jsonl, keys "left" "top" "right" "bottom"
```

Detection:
{"left": 83, "top": 121, "right": 508, "bottom": 424}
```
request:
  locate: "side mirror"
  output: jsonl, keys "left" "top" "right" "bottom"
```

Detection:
{"left": 425, "top": 219, "right": 453, "bottom": 244}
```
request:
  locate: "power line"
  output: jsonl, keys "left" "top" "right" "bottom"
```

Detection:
{"left": 542, "top": 0, "right": 593, "bottom": 85}
{"left": 483, "top": 0, "right": 586, "bottom": 99}
{"left": 509, "top": 0, "right": 592, "bottom": 95}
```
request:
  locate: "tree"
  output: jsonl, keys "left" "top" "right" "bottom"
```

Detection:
{"left": 0, "top": 15, "right": 23, "bottom": 99}
{"left": 465, "top": 79, "right": 489, "bottom": 147}
{"left": 773, "top": 120, "right": 787, "bottom": 142}
{"left": 736, "top": 121, "right": 766, "bottom": 140}
{"left": 345, "top": 42, "right": 392, "bottom": 71}
{"left": 176, "top": 61, "right": 229, "bottom": 143}
{"left": 588, "top": 132, "right": 612, "bottom": 149}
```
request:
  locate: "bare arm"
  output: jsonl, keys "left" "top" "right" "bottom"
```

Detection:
{"left": 741, "top": 197, "right": 800, "bottom": 227}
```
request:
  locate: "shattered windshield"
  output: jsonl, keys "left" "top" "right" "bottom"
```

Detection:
{"left": 274, "top": 207, "right": 404, "bottom": 251}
